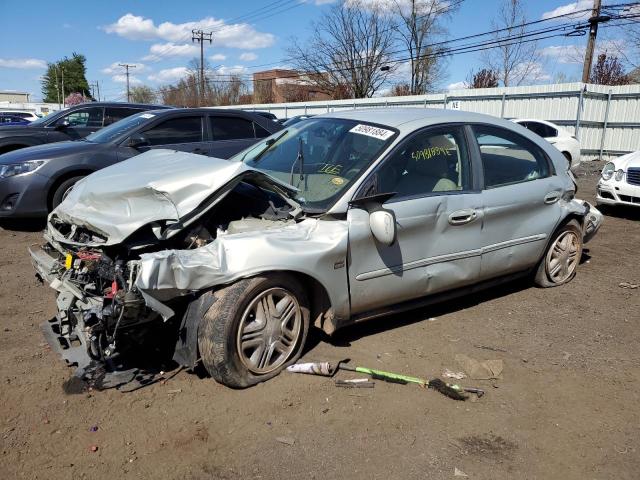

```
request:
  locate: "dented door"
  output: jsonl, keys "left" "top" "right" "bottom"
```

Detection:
{"left": 346, "top": 125, "right": 483, "bottom": 315}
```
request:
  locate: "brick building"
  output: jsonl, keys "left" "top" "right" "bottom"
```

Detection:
{"left": 252, "top": 69, "right": 332, "bottom": 103}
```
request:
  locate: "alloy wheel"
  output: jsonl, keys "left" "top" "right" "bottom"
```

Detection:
{"left": 236, "top": 287, "right": 302, "bottom": 374}
{"left": 546, "top": 230, "right": 581, "bottom": 283}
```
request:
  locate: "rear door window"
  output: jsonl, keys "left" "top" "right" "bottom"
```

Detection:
{"left": 473, "top": 125, "right": 551, "bottom": 189}
{"left": 523, "top": 121, "right": 557, "bottom": 138}
{"left": 210, "top": 116, "right": 256, "bottom": 140}
{"left": 104, "top": 107, "right": 144, "bottom": 126}
{"left": 143, "top": 116, "right": 203, "bottom": 145}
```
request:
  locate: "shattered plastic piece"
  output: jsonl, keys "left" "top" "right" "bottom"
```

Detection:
{"left": 454, "top": 467, "right": 468, "bottom": 477}
{"left": 286, "top": 362, "right": 333, "bottom": 376}
{"left": 275, "top": 436, "right": 295, "bottom": 446}
{"left": 455, "top": 354, "right": 504, "bottom": 380}
{"left": 89, "top": 445, "right": 98, "bottom": 452}
{"left": 619, "top": 282, "right": 639, "bottom": 289}
{"left": 442, "top": 369, "right": 466, "bottom": 380}
{"left": 89, "top": 426, "right": 98, "bottom": 432}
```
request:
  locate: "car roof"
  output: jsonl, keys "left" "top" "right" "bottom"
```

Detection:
{"left": 317, "top": 107, "right": 510, "bottom": 129}
{"left": 66, "top": 102, "right": 171, "bottom": 109}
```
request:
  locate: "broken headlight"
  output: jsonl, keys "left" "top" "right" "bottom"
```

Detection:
{"left": 601, "top": 162, "right": 615, "bottom": 181}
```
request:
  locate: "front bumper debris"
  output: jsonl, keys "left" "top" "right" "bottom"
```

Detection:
{"left": 582, "top": 201, "right": 602, "bottom": 244}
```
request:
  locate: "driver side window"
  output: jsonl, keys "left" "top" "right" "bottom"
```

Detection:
{"left": 62, "top": 107, "right": 104, "bottom": 128}
{"left": 366, "top": 126, "right": 471, "bottom": 199}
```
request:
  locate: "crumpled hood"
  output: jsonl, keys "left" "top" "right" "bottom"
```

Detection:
{"left": 49, "top": 149, "right": 297, "bottom": 245}
{"left": 612, "top": 150, "right": 640, "bottom": 170}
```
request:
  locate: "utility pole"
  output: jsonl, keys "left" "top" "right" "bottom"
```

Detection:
{"left": 54, "top": 67, "right": 61, "bottom": 108}
{"left": 581, "top": 0, "right": 602, "bottom": 83}
{"left": 119, "top": 63, "right": 136, "bottom": 102}
{"left": 61, "top": 67, "right": 65, "bottom": 107}
{"left": 192, "top": 29, "right": 213, "bottom": 106}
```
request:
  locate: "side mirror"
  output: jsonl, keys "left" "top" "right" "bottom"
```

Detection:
{"left": 128, "top": 134, "right": 150, "bottom": 149}
{"left": 54, "top": 119, "right": 70, "bottom": 130}
{"left": 369, "top": 210, "right": 396, "bottom": 246}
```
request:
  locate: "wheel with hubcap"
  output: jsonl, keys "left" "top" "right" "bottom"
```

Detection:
{"left": 50, "top": 175, "right": 85, "bottom": 210}
{"left": 534, "top": 219, "right": 583, "bottom": 287}
{"left": 198, "top": 274, "right": 310, "bottom": 388}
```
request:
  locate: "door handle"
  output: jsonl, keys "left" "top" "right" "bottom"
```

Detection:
{"left": 544, "top": 191, "right": 562, "bottom": 204}
{"left": 448, "top": 208, "right": 478, "bottom": 226}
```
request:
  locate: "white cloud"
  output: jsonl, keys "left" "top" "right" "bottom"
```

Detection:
{"left": 142, "top": 43, "right": 198, "bottom": 61}
{"left": 346, "top": 0, "right": 449, "bottom": 14}
{"left": 147, "top": 66, "right": 190, "bottom": 83}
{"left": 541, "top": 1, "right": 593, "bottom": 20}
{"left": 540, "top": 40, "right": 626, "bottom": 64}
{"left": 101, "top": 62, "right": 147, "bottom": 75}
{"left": 210, "top": 53, "right": 227, "bottom": 61}
{"left": 112, "top": 74, "right": 142, "bottom": 85}
{"left": 216, "top": 65, "right": 248, "bottom": 75}
{"left": 447, "top": 81, "right": 467, "bottom": 90}
{"left": 0, "top": 58, "right": 47, "bottom": 69}
{"left": 513, "top": 62, "right": 551, "bottom": 83}
{"left": 104, "top": 13, "right": 275, "bottom": 49}
{"left": 239, "top": 52, "right": 258, "bottom": 62}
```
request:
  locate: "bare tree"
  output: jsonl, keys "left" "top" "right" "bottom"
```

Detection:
{"left": 286, "top": 0, "right": 395, "bottom": 98}
{"left": 388, "top": 82, "right": 412, "bottom": 96}
{"left": 130, "top": 85, "right": 157, "bottom": 104}
{"left": 590, "top": 53, "right": 630, "bottom": 85}
{"left": 392, "top": 0, "right": 458, "bottom": 94}
{"left": 467, "top": 68, "right": 499, "bottom": 88}
{"left": 482, "top": 0, "right": 541, "bottom": 86}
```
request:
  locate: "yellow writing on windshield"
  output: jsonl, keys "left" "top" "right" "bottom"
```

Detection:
{"left": 318, "top": 163, "right": 343, "bottom": 175}
{"left": 411, "top": 147, "right": 452, "bottom": 161}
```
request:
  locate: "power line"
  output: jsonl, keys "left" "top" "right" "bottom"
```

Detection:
{"left": 192, "top": 29, "right": 213, "bottom": 106}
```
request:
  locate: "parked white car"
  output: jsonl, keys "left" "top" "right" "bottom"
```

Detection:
{"left": 0, "top": 110, "right": 39, "bottom": 122}
{"left": 596, "top": 150, "right": 640, "bottom": 208}
{"left": 513, "top": 119, "right": 581, "bottom": 171}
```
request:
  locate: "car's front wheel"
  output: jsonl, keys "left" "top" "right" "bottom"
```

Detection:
{"left": 198, "top": 273, "right": 310, "bottom": 388}
{"left": 534, "top": 219, "right": 583, "bottom": 287}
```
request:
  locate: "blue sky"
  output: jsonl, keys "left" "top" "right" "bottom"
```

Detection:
{"left": 0, "top": 0, "right": 632, "bottom": 101}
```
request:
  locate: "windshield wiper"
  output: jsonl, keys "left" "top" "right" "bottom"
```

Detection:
{"left": 289, "top": 137, "right": 305, "bottom": 187}
{"left": 245, "top": 129, "right": 288, "bottom": 162}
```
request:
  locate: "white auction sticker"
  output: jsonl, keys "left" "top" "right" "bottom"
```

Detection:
{"left": 139, "top": 113, "right": 156, "bottom": 119}
{"left": 349, "top": 124, "right": 394, "bottom": 140}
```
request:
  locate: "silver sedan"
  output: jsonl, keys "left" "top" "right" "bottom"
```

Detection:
{"left": 31, "top": 108, "right": 602, "bottom": 388}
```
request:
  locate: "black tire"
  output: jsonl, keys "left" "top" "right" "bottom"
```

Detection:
{"left": 534, "top": 219, "right": 583, "bottom": 288}
{"left": 50, "top": 176, "right": 85, "bottom": 210}
{"left": 198, "top": 273, "right": 310, "bottom": 388}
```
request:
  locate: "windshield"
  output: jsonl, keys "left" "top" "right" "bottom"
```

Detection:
{"left": 236, "top": 117, "right": 397, "bottom": 212}
{"left": 86, "top": 112, "right": 156, "bottom": 143}
{"left": 30, "top": 109, "right": 64, "bottom": 126}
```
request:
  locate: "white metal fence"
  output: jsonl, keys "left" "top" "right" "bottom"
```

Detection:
{"left": 222, "top": 82, "right": 640, "bottom": 161}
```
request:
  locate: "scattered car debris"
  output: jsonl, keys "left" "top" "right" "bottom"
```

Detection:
{"left": 89, "top": 425, "right": 98, "bottom": 432}
{"left": 443, "top": 369, "right": 466, "bottom": 380}
{"left": 275, "top": 436, "right": 295, "bottom": 446}
{"left": 456, "top": 354, "right": 504, "bottom": 380}
{"left": 473, "top": 344, "right": 507, "bottom": 353}
{"left": 286, "top": 362, "right": 334, "bottom": 376}
{"left": 454, "top": 467, "right": 468, "bottom": 477}
{"left": 89, "top": 445, "right": 98, "bottom": 452}
{"left": 619, "top": 282, "right": 639, "bottom": 289}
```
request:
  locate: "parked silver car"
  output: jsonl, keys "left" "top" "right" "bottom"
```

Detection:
{"left": 30, "top": 109, "right": 602, "bottom": 388}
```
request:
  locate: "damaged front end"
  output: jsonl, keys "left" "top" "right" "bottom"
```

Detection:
{"left": 30, "top": 150, "right": 307, "bottom": 387}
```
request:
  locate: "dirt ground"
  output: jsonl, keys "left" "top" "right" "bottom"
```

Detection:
{"left": 1, "top": 163, "right": 639, "bottom": 480}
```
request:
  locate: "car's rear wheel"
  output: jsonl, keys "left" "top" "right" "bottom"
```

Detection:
{"left": 51, "top": 175, "right": 85, "bottom": 210}
{"left": 534, "top": 220, "right": 583, "bottom": 287}
{"left": 198, "top": 273, "right": 310, "bottom": 388}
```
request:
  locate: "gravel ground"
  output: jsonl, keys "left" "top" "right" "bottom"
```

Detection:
{"left": 1, "top": 163, "right": 639, "bottom": 480}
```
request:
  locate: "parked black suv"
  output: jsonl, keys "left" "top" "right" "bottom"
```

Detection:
{"left": 0, "top": 102, "right": 171, "bottom": 154}
{"left": 0, "top": 108, "right": 283, "bottom": 218}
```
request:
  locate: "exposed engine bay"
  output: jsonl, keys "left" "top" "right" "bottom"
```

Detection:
{"left": 34, "top": 179, "right": 300, "bottom": 377}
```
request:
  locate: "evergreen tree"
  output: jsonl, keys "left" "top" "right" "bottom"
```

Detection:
{"left": 41, "top": 53, "right": 92, "bottom": 103}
